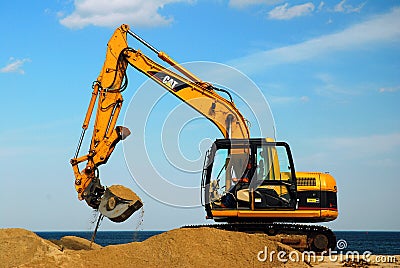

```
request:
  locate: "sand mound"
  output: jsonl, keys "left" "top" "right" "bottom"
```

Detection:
{"left": 50, "top": 236, "right": 102, "bottom": 251}
{"left": 0, "top": 228, "right": 64, "bottom": 268}
{"left": 72, "top": 227, "right": 308, "bottom": 267}
{"left": 0, "top": 227, "right": 308, "bottom": 268}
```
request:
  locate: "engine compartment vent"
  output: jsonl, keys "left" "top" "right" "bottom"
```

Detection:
{"left": 297, "top": 177, "right": 316, "bottom": 186}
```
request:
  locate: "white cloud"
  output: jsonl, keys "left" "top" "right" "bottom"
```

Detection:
{"left": 314, "top": 73, "right": 359, "bottom": 96}
{"left": 268, "top": 2, "right": 315, "bottom": 20}
{"left": 317, "top": 1, "right": 324, "bottom": 12}
{"left": 379, "top": 86, "right": 400, "bottom": 93}
{"left": 60, "top": 0, "right": 191, "bottom": 29}
{"left": 228, "top": 0, "right": 283, "bottom": 8}
{"left": 230, "top": 7, "right": 400, "bottom": 72}
{"left": 0, "top": 58, "right": 31, "bottom": 74}
{"left": 334, "top": 0, "right": 365, "bottom": 13}
{"left": 334, "top": 0, "right": 346, "bottom": 12}
{"left": 300, "top": 96, "right": 310, "bottom": 102}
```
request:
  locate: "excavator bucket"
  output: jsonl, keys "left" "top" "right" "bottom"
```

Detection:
{"left": 98, "top": 185, "right": 143, "bottom": 223}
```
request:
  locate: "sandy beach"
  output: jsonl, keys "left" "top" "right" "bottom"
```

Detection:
{"left": 1, "top": 227, "right": 398, "bottom": 268}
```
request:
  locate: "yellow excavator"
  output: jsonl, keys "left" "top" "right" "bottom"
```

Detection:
{"left": 70, "top": 24, "right": 338, "bottom": 251}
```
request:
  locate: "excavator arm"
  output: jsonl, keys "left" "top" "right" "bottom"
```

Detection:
{"left": 70, "top": 25, "right": 141, "bottom": 222}
{"left": 70, "top": 24, "right": 249, "bottom": 222}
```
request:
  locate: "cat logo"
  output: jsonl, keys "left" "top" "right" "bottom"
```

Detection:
{"left": 162, "top": 75, "right": 178, "bottom": 90}
{"left": 148, "top": 71, "right": 187, "bottom": 92}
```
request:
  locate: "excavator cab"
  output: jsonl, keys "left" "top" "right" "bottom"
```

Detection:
{"left": 202, "top": 138, "right": 297, "bottom": 222}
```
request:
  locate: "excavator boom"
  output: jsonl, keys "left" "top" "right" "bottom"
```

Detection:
{"left": 70, "top": 24, "right": 249, "bottom": 222}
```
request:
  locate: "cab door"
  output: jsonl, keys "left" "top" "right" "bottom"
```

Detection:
{"left": 249, "top": 141, "right": 297, "bottom": 210}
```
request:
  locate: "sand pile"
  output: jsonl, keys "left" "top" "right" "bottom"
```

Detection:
{"left": 108, "top": 185, "right": 141, "bottom": 203}
{"left": 49, "top": 236, "right": 102, "bottom": 251}
{"left": 0, "top": 228, "right": 65, "bottom": 267}
{"left": 73, "top": 227, "right": 308, "bottom": 267}
{"left": 0, "top": 227, "right": 308, "bottom": 268}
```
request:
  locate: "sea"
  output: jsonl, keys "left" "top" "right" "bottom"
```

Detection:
{"left": 35, "top": 231, "right": 400, "bottom": 255}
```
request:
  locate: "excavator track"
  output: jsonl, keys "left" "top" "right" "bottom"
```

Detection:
{"left": 182, "top": 223, "right": 336, "bottom": 252}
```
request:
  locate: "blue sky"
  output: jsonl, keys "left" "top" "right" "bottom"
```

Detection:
{"left": 1, "top": 0, "right": 399, "bottom": 231}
